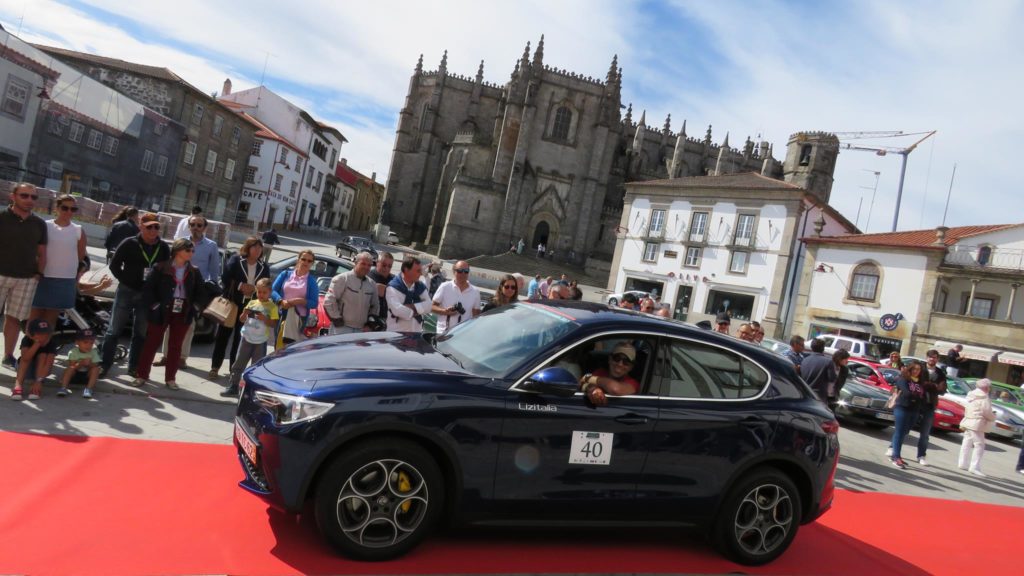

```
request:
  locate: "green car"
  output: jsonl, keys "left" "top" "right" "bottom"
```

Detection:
{"left": 962, "top": 378, "right": 1024, "bottom": 439}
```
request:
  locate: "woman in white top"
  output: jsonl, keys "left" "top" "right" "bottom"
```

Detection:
{"left": 30, "top": 194, "right": 86, "bottom": 326}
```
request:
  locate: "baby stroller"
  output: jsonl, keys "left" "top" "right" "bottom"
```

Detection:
{"left": 51, "top": 294, "right": 127, "bottom": 361}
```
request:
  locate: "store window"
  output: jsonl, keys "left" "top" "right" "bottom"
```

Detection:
{"left": 704, "top": 290, "right": 755, "bottom": 321}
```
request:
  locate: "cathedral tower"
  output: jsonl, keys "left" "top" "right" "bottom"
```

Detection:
{"left": 783, "top": 132, "right": 839, "bottom": 203}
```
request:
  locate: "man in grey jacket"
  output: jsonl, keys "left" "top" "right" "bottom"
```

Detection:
{"left": 324, "top": 252, "right": 379, "bottom": 335}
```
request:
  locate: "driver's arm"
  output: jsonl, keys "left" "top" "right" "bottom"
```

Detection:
{"left": 581, "top": 373, "right": 636, "bottom": 396}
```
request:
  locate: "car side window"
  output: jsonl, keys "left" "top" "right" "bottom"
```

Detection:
{"left": 850, "top": 364, "right": 873, "bottom": 378}
{"left": 544, "top": 334, "right": 655, "bottom": 394}
{"left": 655, "top": 338, "right": 767, "bottom": 400}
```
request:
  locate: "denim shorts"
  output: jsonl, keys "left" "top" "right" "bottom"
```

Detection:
{"left": 31, "top": 277, "right": 76, "bottom": 310}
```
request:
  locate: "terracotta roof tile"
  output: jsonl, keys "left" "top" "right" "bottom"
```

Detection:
{"left": 804, "top": 224, "right": 1021, "bottom": 249}
{"left": 630, "top": 172, "right": 805, "bottom": 191}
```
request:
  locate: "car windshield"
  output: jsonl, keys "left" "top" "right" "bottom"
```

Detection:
{"left": 881, "top": 368, "right": 899, "bottom": 384}
{"left": 991, "top": 387, "right": 1023, "bottom": 406}
{"left": 434, "top": 303, "right": 579, "bottom": 378}
{"left": 946, "top": 378, "right": 971, "bottom": 395}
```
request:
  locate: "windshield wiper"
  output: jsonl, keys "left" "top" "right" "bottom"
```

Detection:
{"left": 439, "top": 350, "right": 464, "bottom": 369}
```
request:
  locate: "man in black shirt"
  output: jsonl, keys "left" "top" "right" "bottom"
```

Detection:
{"left": 100, "top": 213, "right": 169, "bottom": 376}
{"left": 800, "top": 338, "right": 836, "bottom": 402}
{"left": 367, "top": 251, "right": 395, "bottom": 328}
{"left": 0, "top": 183, "right": 47, "bottom": 370}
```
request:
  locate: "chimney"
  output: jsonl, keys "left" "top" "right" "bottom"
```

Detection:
{"left": 934, "top": 226, "right": 949, "bottom": 246}
{"left": 371, "top": 171, "right": 377, "bottom": 182}
{"left": 222, "top": 78, "right": 232, "bottom": 96}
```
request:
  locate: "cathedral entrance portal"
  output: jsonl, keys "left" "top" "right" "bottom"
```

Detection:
{"left": 532, "top": 221, "right": 550, "bottom": 250}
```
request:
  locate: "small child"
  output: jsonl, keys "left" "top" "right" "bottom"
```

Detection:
{"left": 12, "top": 319, "right": 57, "bottom": 401}
{"left": 222, "top": 278, "right": 279, "bottom": 397}
{"left": 59, "top": 329, "right": 102, "bottom": 399}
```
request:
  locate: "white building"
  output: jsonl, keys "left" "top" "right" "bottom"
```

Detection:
{"left": 221, "top": 100, "right": 307, "bottom": 227}
{"left": 609, "top": 172, "right": 857, "bottom": 336}
{"left": 220, "top": 84, "right": 345, "bottom": 227}
{"left": 794, "top": 224, "right": 1024, "bottom": 384}
{"left": 0, "top": 30, "right": 53, "bottom": 178}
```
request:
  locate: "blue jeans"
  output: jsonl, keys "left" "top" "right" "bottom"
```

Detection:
{"left": 916, "top": 406, "right": 935, "bottom": 459}
{"left": 1017, "top": 431, "right": 1024, "bottom": 472}
{"left": 101, "top": 285, "right": 148, "bottom": 371}
{"left": 890, "top": 405, "right": 917, "bottom": 461}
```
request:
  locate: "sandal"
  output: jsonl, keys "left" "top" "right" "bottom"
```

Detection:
{"left": 129, "top": 377, "right": 146, "bottom": 388}
{"left": 165, "top": 381, "right": 179, "bottom": 390}
{"left": 11, "top": 386, "right": 23, "bottom": 401}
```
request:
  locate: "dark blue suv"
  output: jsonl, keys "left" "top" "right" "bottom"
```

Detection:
{"left": 233, "top": 302, "right": 839, "bottom": 565}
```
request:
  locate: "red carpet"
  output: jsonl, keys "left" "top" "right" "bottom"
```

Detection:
{"left": 0, "top": 431, "right": 1018, "bottom": 576}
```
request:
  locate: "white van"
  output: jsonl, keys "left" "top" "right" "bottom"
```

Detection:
{"left": 816, "top": 334, "right": 881, "bottom": 361}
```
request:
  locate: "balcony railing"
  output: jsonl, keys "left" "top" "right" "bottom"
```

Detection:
{"left": 944, "top": 245, "right": 1024, "bottom": 272}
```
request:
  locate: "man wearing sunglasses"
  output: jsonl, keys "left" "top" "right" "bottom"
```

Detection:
{"left": 580, "top": 342, "right": 641, "bottom": 407}
{"left": 174, "top": 205, "right": 203, "bottom": 240}
{"left": 101, "top": 213, "right": 169, "bottom": 377}
{"left": 154, "top": 215, "right": 219, "bottom": 368}
{"left": 431, "top": 261, "right": 481, "bottom": 333}
{"left": 0, "top": 183, "right": 48, "bottom": 370}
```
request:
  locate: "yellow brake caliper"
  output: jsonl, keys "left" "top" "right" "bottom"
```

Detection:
{"left": 398, "top": 471, "right": 412, "bottom": 513}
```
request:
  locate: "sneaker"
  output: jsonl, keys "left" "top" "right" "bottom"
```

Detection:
{"left": 82, "top": 388, "right": 93, "bottom": 399}
{"left": 219, "top": 387, "right": 239, "bottom": 398}
{"left": 969, "top": 469, "right": 986, "bottom": 477}
{"left": 892, "top": 458, "right": 907, "bottom": 469}
{"left": 11, "top": 387, "right": 22, "bottom": 401}
{"left": 1018, "top": 469, "right": 1024, "bottom": 475}
{"left": 153, "top": 357, "right": 166, "bottom": 367}
{"left": 2, "top": 355, "right": 15, "bottom": 370}
{"left": 958, "top": 465, "right": 968, "bottom": 471}
{"left": 885, "top": 446, "right": 893, "bottom": 457}
{"left": 208, "top": 369, "right": 220, "bottom": 380}
{"left": 27, "top": 392, "right": 39, "bottom": 401}
{"left": 165, "top": 381, "right": 179, "bottom": 390}
{"left": 917, "top": 457, "right": 927, "bottom": 467}
{"left": 57, "top": 388, "right": 70, "bottom": 397}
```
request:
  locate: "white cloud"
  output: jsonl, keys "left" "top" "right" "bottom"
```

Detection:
{"left": 1, "top": 0, "right": 1020, "bottom": 230}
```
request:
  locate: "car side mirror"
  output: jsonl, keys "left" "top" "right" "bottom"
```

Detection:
{"left": 521, "top": 367, "right": 579, "bottom": 397}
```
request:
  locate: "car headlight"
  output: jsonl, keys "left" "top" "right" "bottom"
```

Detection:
{"left": 935, "top": 409, "right": 954, "bottom": 417}
{"left": 255, "top": 391, "right": 333, "bottom": 424}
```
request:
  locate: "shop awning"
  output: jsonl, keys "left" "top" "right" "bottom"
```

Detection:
{"left": 933, "top": 341, "right": 999, "bottom": 362}
{"left": 997, "top": 351, "right": 1024, "bottom": 366}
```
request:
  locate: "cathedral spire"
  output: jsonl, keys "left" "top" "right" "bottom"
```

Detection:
{"left": 624, "top": 103, "right": 633, "bottom": 125}
{"left": 521, "top": 40, "right": 531, "bottom": 68}
{"left": 439, "top": 50, "right": 448, "bottom": 75}
{"left": 704, "top": 124, "right": 713, "bottom": 146}
{"left": 606, "top": 54, "right": 618, "bottom": 85}
{"left": 533, "top": 34, "right": 545, "bottom": 68}
{"left": 633, "top": 110, "right": 647, "bottom": 152}
{"left": 638, "top": 110, "right": 646, "bottom": 127}
{"left": 721, "top": 131, "right": 729, "bottom": 149}
{"left": 476, "top": 60, "right": 485, "bottom": 83}
{"left": 680, "top": 119, "right": 687, "bottom": 138}
{"left": 663, "top": 113, "right": 671, "bottom": 134}
{"left": 415, "top": 54, "right": 423, "bottom": 75}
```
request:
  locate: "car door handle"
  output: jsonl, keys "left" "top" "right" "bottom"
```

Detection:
{"left": 614, "top": 414, "right": 649, "bottom": 425}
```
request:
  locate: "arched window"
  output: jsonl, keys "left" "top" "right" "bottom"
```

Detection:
{"left": 849, "top": 262, "right": 880, "bottom": 301}
{"left": 977, "top": 245, "right": 992, "bottom": 266}
{"left": 799, "top": 144, "right": 813, "bottom": 166}
{"left": 551, "top": 106, "right": 572, "bottom": 141}
{"left": 418, "top": 102, "right": 430, "bottom": 132}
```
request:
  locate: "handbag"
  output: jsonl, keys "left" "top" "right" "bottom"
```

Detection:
{"left": 884, "top": 388, "right": 901, "bottom": 410}
{"left": 204, "top": 296, "right": 238, "bottom": 328}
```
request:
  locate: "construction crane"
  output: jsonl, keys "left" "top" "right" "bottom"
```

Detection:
{"left": 808, "top": 130, "right": 937, "bottom": 232}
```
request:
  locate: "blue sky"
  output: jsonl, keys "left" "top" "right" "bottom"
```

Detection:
{"left": 2, "top": 0, "right": 1021, "bottom": 233}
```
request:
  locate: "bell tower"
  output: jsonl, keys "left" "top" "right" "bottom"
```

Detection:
{"left": 783, "top": 132, "right": 839, "bottom": 203}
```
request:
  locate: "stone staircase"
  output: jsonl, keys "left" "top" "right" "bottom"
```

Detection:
{"left": 466, "top": 253, "right": 609, "bottom": 288}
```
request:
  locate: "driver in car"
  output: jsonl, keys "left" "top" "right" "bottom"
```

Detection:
{"left": 580, "top": 342, "right": 640, "bottom": 406}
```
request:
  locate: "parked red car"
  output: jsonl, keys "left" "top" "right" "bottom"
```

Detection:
{"left": 848, "top": 359, "right": 963, "bottom": 432}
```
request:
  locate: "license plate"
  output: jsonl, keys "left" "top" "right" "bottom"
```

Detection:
{"left": 234, "top": 421, "right": 258, "bottom": 464}
{"left": 876, "top": 413, "right": 896, "bottom": 421}
{"left": 851, "top": 397, "right": 871, "bottom": 407}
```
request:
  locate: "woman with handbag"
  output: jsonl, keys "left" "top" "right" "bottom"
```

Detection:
{"left": 209, "top": 237, "right": 269, "bottom": 379}
{"left": 134, "top": 238, "right": 206, "bottom": 389}
{"left": 272, "top": 249, "right": 319, "bottom": 347}
{"left": 888, "top": 361, "right": 927, "bottom": 469}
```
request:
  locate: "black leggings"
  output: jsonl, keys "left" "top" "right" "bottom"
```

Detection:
{"left": 211, "top": 306, "right": 243, "bottom": 371}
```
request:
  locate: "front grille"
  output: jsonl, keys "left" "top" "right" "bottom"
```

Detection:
{"left": 870, "top": 398, "right": 888, "bottom": 409}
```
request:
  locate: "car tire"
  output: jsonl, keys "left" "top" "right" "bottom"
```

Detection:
{"left": 711, "top": 467, "right": 803, "bottom": 566}
{"left": 314, "top": 437, "right": 444, "bottom": 561}
{"left": 607, "top": 297, "right": 618, "bottom": 306}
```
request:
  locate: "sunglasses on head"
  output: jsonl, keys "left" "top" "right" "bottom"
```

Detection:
{"left": 59, "top": 205, "right": 79, "bottom": 212}
{"left": 455, "top": 268, "right": 470, "bottom": 274}
{"left": 17, "top": 193, "right": 38, "bottom": 200}
{"left": 611, "top": 353, "right": 634, "bottom": 366}
{"left": 143, "top": 223, "right": 160, "bottom": 230}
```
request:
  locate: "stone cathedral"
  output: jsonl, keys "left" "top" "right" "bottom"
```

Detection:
{"left": 383, "top": 37, "right": 837, "bottom": 276}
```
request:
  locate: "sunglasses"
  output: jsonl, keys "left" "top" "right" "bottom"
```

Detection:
{"left": 299, "top": 258, "right": 315, "bottom": 263}
{"left": 17, "top": 193, "right": 38, "bottom": 200}
{"left": 143, "top": 224, "right": 160, "bottom": 230}
{"left": 455, "top": 268, "right": 470, "bottom": 274}
{"left": 189, "top": 223, "right": 205, "bottom": 228}
{"left": 501, "top": 284, "right": 517, "bottom": 290}
{"left": 610, "top": 353, "right": 634, "bottom": 366}
{"left": 59, "top": 205, "right": 79, "bottom": 212}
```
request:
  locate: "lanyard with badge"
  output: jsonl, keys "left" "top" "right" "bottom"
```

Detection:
{"left": 172, "top": 265, "right": 190, "bottom": 314}
{"left": 140, "top": 243, "right": 160, "bottom": 282}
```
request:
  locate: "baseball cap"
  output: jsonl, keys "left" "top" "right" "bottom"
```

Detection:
{"left": 76, "top": 329, "right": 96, "bottom": 341}
{"left": 27, "top": 319, "right": 53, "bottom": 335}
{"left": 611, "top": 342, "right": 637, "bottom": 362}
{"left": 140, "top": 213, "right": 159, "bottom": 225}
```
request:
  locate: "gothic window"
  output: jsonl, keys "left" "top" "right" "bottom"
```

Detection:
{"left": 552, "top": 106, "right": 572, "bottom": 141}
{"left": 799, "top": 145, "right": 812, "bottom": 166}
{"left": 848, "top": 262, "right": 880, "bottom": 302}
{"left": 418, "top": 101, "right": 430, "bottom": 132}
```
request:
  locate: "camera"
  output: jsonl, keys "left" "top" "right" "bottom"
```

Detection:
{"left": 451, "top": 302, "right": 466, "bottom": 315}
